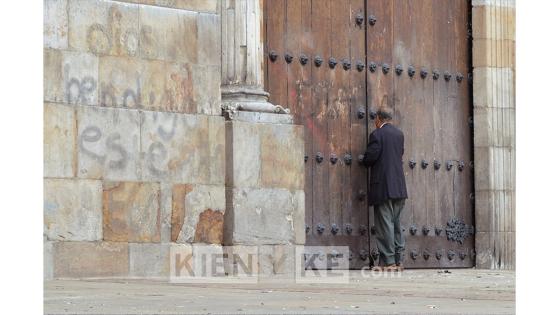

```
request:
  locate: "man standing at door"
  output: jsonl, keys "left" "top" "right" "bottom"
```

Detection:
{"left": 362, "top": 107, "right": 408, "bottom": 271}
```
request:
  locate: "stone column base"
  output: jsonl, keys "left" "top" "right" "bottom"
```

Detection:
{"left": 223, "top": 112, "right": 305, "bottom": 249}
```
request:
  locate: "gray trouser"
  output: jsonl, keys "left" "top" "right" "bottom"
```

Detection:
{"left": 372, "top": 198, "right": 406, "bottom": 265}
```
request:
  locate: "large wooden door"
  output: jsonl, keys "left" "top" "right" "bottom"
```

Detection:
{"left": 265, "top": 0, "right": 474, "bottom": 269}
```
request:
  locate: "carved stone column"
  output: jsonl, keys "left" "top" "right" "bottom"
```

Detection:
{"left": 220, "top": 0, "right": 289, "bottom": 118}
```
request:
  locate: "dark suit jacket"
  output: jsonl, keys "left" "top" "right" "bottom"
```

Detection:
{"left": 363, "top": 123, "right": 408, "bottom": 206}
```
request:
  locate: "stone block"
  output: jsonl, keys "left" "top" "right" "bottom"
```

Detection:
{"left": 129, "top": 243, "right": 170, "bottom": 278}
{"left": 68, "top": 0, "right": 139, "bottom": 56}
{"left": 472, "top": 5, "right": 515, "bottom": 40}
{"left": 504, "top": 190, "right": 515, "bottom": 232}
{"left": 473, "top": 107, "right": 491, "bottom": 149}
{"left": 98, "top": 56, "right": 195, "bottom": 113}
{"left": 192, "top": 243, "right": 225, "bottom": 277}
{"left": 141, "top": 111, "right": 205, "bottom": 182}
{"left": 44, "top": 241, "right": 54, "bottom": 280}
{"left": 141, "top": 111, "right": 224, "bottom": 183}
{"left": 272, "top": 245, "right": 297, "bottom": 275}
{"left": 192, "top": 65, "right": 221, "bottom": 115}
{"left": 227, "top": 120, "right": 304, "bottom": 190}
{"left": 169, "top": 243, "right": 193, "bottom": 279}
{"left": 44, "top": 49, "right": 98, "bottom": 105}
{"left": 44, "top": 179, "right": 103, "bottom": 241}
{"left": 227, "top": 187, "right": 300, "bottom": 245}
{"left": 259, "top": 245, "right": 297, "bottom": 280}
{"left": 495, "top": 146, "right": 513, "bottom": 191}
{"left": 475, "top": 231, "right": 515, "bottom": 270}
{"left": 160, "top": 182, "right": 173, "bottom": 242}
{"left": 475, "top": 190, "right": 492, "bottom": 233}
{"left": 475, "top": 231, "right": 493, "bottom": 269}
{"left": 208, "top": 116, "right": 226, "bottom": 184}
{"left": 197, "top": 13, "right": 220, "bottom": 65}
{"left": 44, "top": 103, "right": 76, "bottom": 178}
{"left": 501, "top": 147, "right": 514, "bottom": 191}
{"left": 172, "top": 184, "right": 225, "bottom": 244}
{"left": 139, "top": 4, "right": 198, "bottom": 63}
{"left": 293, "top": 190, "right": 306, "bottom": 245}
{"left": 473, "top": 67, "right": 514, "bottom": 109}
{"left": 257, "top": 245, "right": 274, "bottom": 275}
{"left": 77, "top": 106, "right": 141, "bottom": 180}
{"left": 44, "top": 0, "right": 68, "bottom": 49}
{"left": 53, "top": 241, "right": 129, "bottom": 278}
{"left": 123, "top": 0, "right": 218, "bottom": 13}
{"left": 475, "top": 146, "right": 514, "bottom": 192}
{"left": 102, "top": 181, "right": 161, "bottom": 242}
{"left": 171, "top": 184, "right": 192, "bottom": 242}
{"left": 473, "top": 39, "right": 515, "bottom": 68}
{"left": 474, "top": 146, "right": 494, "bottom": 191}
{"left": 473, "top": 107, "right": 515, "bottom": 148}
{"left": 43, "top": 49, "right": 63, "bottom": 103}
{"left": 260, "top": 124, "right": 305, "bottom": 190}
{"left": 227, "top": 121, "right": 261, "bottom": 188}
{"left": 475, "top": 188, "right": 516, "bottom": 235}
{"left": 224, "top": 245, "right": 259, "bottom": 277}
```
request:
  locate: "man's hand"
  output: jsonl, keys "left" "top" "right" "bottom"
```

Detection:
{"left": 362, "top": 131, "right": 381, "bottom": 167}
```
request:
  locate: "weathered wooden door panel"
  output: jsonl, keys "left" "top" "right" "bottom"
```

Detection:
{"left": 265, "top": 0, "right": 474, "bottom": 269}
{"left": 346, "top": 0, "right": 369, "bottom": 269}
{"left": 366, "top": 0, "right": 474, "bottom": 268}
{"left": 266, "top": 0, "right": 370, "bottom": 269}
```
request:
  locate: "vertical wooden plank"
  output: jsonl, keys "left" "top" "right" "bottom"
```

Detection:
{"left": 451, "top": 0, "right": 474, "bottom": 267}
{"left": 392, "top": 0, "right": 418, "bottom": 262}
{"left": 310, "top": 0, "right": 331, "bottom": 240}
{"left": 265, "top": 0, "right": 287, "bottom": 107}
{"left": 349, "top": 0, "right": 367, "bottom": 269}
{"left": 419, "top": 0, "right": 437, "bottom": 265}
{"left": 286, "top": 0, "right": 303, "bottom": 122}
{"left": 427, "top": 0, "right": 441, "bottom": 266}
{"left": 333, "top": 0, "right": 352, "bottom": 244}
{"left": 433, "top": 0, "right": 453, "bottom": 268}
{"left": 300, "top": 0, "right": 314, "bottom": 240}
{"left": 366, "top": 0, "right": 394, "bottom": 266}
{"left": 449, "top": 0, "right": 461, "bottom": 223}
{"left": 366, "top": 0, "right": 394, "bottom": 122}
{"left": 328, "top": 0, "right": 349, "bottom": 241}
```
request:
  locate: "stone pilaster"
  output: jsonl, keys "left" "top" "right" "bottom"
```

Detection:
{"left": 472, "top": 0, "right": 515, "bottom": 269}
{"left": 220, "top": 1, "right": 305, "bottom": 275}
{"left": 220, "top": 0, "right": 289, "bottom": 117}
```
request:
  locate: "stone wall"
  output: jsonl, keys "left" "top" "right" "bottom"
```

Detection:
{"left": 44, "top": 0, "right": 226, "bottom": 279}
{"left": 472, "top": 0, "right": 516, "bottom": 269}
{"left": 44, "top": 0, "right": 305, "bottom": 279}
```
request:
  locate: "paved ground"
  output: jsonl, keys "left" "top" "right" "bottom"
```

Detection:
{"left": 44, "top": 269, "right": 515, "bottom": 314}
